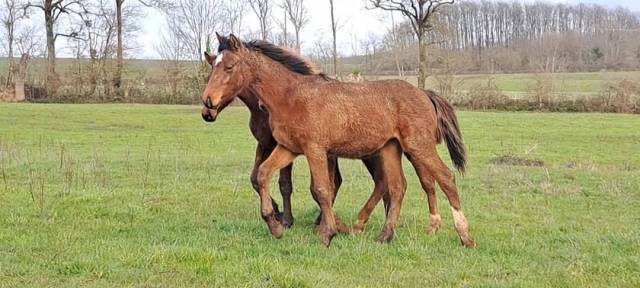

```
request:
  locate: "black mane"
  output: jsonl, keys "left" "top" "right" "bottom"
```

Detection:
{"left": 218, "top": 37, "right": 323, "bottom": 77}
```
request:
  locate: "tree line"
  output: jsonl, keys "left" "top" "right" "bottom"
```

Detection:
{"left": 362, "top": 1, "right": 640, "bottom": 76}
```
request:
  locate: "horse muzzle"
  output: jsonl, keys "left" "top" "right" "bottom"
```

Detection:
{"left": 201, "top": 107, "right": 218, "bottom": 122}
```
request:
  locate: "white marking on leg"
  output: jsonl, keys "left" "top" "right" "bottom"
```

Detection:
{"left": 451, "top": 207, "right": 476, "bottom": 247}
{"left": 450, "top": 207, "right": 469, "bottom": 232}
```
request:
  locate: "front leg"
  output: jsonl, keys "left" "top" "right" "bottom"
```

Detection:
{"left": 250, "top": 144, "right": 282, "bottom": 218}
{"left": 305, "top": 149, "right": 339, "bottom": 246}
{"left": 256, "top": 145, "right": 297, "bottom": 239}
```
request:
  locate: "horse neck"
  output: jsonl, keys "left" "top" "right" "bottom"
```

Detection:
{"left": 237, "top": 91, "right": 261, "bottom": 113}
{"left": 246, "top": 53, "right": 306, "bottom": 113}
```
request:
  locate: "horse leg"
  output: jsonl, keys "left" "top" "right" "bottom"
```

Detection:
{"left": 250, "top": 144, "right": 281, "bottom": 218}
{"left": 314, "top": 157, "right": 350, "bottom": 233}
{"left": 377, "top": 141, "right": 406, "bottom": 243}
{"left": 405, "top": 151, "right": 442, "bottom": 234}
{"left": 353, "top": 156, "right": 388, "bottom": 235}
{"left": 256, "top": 145, "right": 297, "bottom": 239}
{"left": 403, "top": 142, "right": 475, "bottom": 248}
{"left": 277, "top": 164, "right": 294, "bottom": 228}
{"left": 305, "top": 149, "right": 339, "bottom": 246}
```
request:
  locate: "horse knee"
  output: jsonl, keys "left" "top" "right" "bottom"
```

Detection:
{"left": 256, "top": 168, "right": 271, "bottom": 190}
{"left": 250, "top": 173, "right": 260, "bottom": 192}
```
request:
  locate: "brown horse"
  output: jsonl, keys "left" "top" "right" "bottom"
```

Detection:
{"left": 202, "top": 43, "right": 387, "bottom": 233}
{"left": 203, "top": 35, "right": 458, "bottom": 237}
{"left": 202, "top": 39, "right": 437, "bottom": 238}
{"left": 202, "top": 34, "right": 475, "bottom": 247}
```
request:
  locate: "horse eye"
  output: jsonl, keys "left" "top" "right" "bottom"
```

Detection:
{"left": 224, "top": 65, "right": 234, "bottom": 71}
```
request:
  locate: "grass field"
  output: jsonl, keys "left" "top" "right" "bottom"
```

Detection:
{"left": 378, "top": 71, "right": 640, "bottom": 97}
{"left": 0, "top": 104, "right": 639, "bottom": 287}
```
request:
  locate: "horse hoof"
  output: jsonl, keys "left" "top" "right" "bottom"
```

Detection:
{"left": 352, "top": 224, "right": 364, "bottom": 235}
{"left": 277, "top": 213, "right": 294, "bottom": 229}
{"left": 336, "top": 221, "right": 351, "bottom": 234}
{"left": 428, "top": 214, "right": 442, "bottom": 235}
{"left": 376, "top": 232, "right": 394, "bottom": 243}
{"left": 319, "top": 232, "right": 336, "bottom": 247}
{"left": 461, "top": 237, "right": 477, "bottom": 248}
{"left": 265, "top": 217, "right": 284, "bottom": 239}
{"left": 377, "top": 226, "right": 394, "bottom": 243}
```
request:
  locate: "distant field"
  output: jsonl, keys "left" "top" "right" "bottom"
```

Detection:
{"left": 1, "top": 104, "right": 638, "bottom": 286}
{"left": 2, "top": 57, "right": 640, "bottom": 98}
{"left": 376, "top": 71, "right": 640, "bottom": 97}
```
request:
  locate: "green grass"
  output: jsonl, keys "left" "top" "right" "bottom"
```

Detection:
{"left": 0, "top": 104, "right": 639, "bottom": 287}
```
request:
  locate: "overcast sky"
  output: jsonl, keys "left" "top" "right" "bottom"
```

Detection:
{"left": 72, "top": 0, "right": 640, "bottom": 59}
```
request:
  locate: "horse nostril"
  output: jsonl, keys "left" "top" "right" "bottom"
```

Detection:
{"left": 202, "top": 112, "right": 213, "bottom": 122}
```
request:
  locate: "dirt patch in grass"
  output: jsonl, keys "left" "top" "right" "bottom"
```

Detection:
{"left": 490, "top": 154, "right": 545, "bottom": 167}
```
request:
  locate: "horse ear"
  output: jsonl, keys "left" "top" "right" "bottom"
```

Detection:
{"left": 204, "top": 51, "right": 215, "bottom": 66}
{"left": 228, "top": 34, "right": 243, "bottom": 51}
{"left": 215, "top": 32, "right": 225, "bottom": 44}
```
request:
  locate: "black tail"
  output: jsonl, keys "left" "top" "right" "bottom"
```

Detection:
{"left": 425, "top": 90, "right": 467, "bottom": 173}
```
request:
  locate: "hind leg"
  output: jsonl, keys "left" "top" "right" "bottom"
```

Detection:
{"left": 405, "top": 152, "right": 441, "bottom": 234}
{"left": 278, "top": 164, "right": 294, "bottom": 228}
{"left": 403, "top": 141, "right": 475, "bottom": 247}
{"left": 376, "top": 141, "right": 407, "bottom": 243}
{"left": 353, "top": 156, "right": 392, "bottom": 234}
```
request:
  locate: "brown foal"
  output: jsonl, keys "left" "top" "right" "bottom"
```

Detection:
{"left": 202, "top": 45, "right": 382, "bottom": 233}
{"left": 202, "top": 34, "right": 475, "bottom": 247}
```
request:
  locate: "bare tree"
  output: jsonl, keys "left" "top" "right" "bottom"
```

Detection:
{"left": 156, "top": 15, "right": 188, "bottom": 101}
{"left": 110, "top": 0, "right": 144, "bottom": 93}
{"left": 274, "top": 3, "right": 291, "bottom": 47}
{"left": 283, "top": 0, "right": 308, "bottom": 52}
{"left": 1, "top": 0, "right": 28, "bottom": 87}
{"left": 155, "top": 0, "right": 222, "bottom": 61}
{"left": 114, "top": 0, "right": 124, "bottom": 91}
{"left": 369, "top": 0, "right": 455, "bottom": 89}
{"left": 222, "top": 0, "right": 246, "bottom": 34}
{"left": 24, "top": 0, "right": 88, "bottom": 92}
{"left": 9, "top": 23, "right": 41, "bottom": 102}
{"left": 250, "top": 0, "right": 271, "bottom": 41}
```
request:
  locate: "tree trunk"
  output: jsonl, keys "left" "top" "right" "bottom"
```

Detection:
{"left": 6, "top": 23, "right": 14, "bottom": 87}
{"left": 114, "top": 0, "right": 124, "bottom": 92}
{"left": 329, "top": 0, "right": 337, "bottom": 77}
{"left": 14, "top": 54, "right": 29, "bottom": 102}
{"left": 417, "top": 32, "right": 428, "bottom": 89}
{"left": 44, "top": 0, "right": 59, "bottom": 93}
{"left": 283, "top": 9, "right": 287, "bottom": 46}
{"left": 295, "top": 29, "right": 300, "bottom": 52}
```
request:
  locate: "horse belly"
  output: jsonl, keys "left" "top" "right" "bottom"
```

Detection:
{"left": 328, "top": 133, "right": 392, "bottom": 158}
